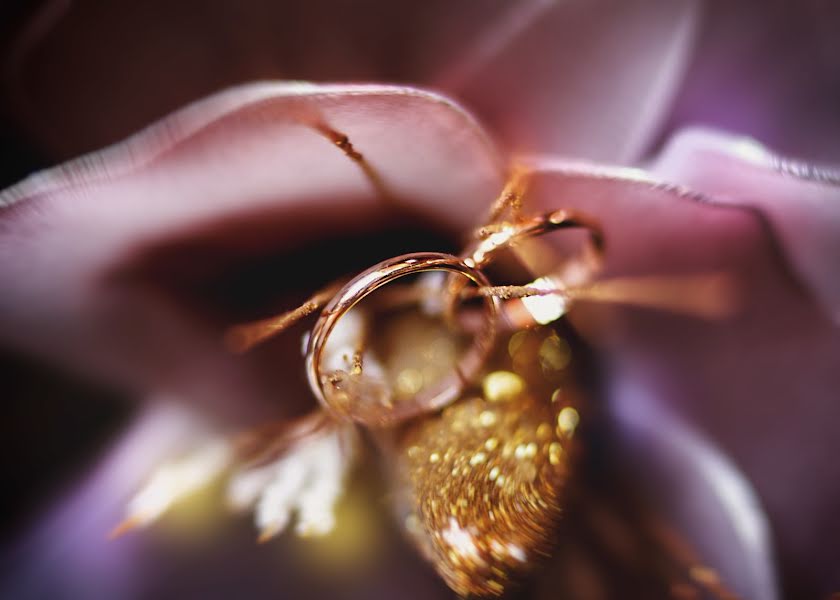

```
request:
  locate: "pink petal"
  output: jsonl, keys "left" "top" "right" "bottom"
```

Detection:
{"left": 0, "top": 83, "right": 503, "bottom": 420}
{"left": 434, "top": 0, "right": 700, "bottom": 162}
{"left": 523, "top": 158, "right": 840, "bottom": 595}
{"left": 651, "top": 127, "right": 840, "bottom": 324}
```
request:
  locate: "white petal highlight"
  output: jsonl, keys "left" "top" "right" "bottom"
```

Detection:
{"left": 521, "top": 276, "right": 567, "bottom": 325}
{"left": 227, "top": 424, "right": 357, "bottom": 542}
{"left": 114, "top": 440, "right": 232, "bottom": 536}
{"left": 226, "top": 463, "right": 277, "bottom": 512}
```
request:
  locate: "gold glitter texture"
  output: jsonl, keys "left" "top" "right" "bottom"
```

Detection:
{"left": 394, "top": 326, "right": 580, "bottom": 597}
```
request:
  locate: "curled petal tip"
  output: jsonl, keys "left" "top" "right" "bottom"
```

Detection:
{"left": 107, "top": 516, "right": 142, "bottom": 541}
{"left": 257, "top": 525, "right": 281, "bottom": 544}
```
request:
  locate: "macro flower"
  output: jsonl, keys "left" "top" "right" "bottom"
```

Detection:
{"left": 1, "top": 1, "right": 839, "bottom": 599}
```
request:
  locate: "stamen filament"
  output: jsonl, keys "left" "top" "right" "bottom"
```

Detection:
{"left": 224, "top": 281, "right": 343, "bottom": 353}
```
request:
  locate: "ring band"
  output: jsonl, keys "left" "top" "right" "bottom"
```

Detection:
{"left": 466, "top": 209, "right": 604, "bottom": 269}
{"left": 440, "top": 210, "right": 604, "bottom": 326}
{"left": 305, "top": 252, "right": 499, "bottom": 426}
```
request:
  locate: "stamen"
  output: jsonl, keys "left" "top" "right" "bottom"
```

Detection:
{"left": 233, "top": 411, "right": 332, "bottom": 469}
{"left": 310, "top": 121, "right": 393, "bottom": 203}
{"left": 485, "top": 166, "right": 532, "bottom": 224}
{"left": 224, "top": 281, "right": 343, "bottom": 353}
{"left": 566, "top": 273, "right": 739, "bottom": 319}
{"left": 466, "top": 285, "right": 558, "bottom": 300}
{"left": 464, "top": 273, "right": 739, "bottom": 323}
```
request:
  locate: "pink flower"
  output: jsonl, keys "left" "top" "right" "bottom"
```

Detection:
{"left": 1, "top": 1, "right": 838, "bottom": 598}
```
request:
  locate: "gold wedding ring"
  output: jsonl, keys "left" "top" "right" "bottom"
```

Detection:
{"left": 305, "top": 252, "right": 499, "bottom": 426}
{"left": 466, "top": 208, "right": 604, "bottom": 270}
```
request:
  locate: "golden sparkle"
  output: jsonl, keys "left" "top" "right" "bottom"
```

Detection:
{"left": 482, "top": 371, "right": 525, "bottom": 403}
{"left": 395, "top": 327, "right": 581, "bottom": 597}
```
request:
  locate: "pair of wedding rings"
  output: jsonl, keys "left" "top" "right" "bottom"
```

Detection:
{"left": 305, "top": 209, "right": 603, "bottom": 427}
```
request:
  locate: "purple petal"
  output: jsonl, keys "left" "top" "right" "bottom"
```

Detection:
{"left": 1, "top": 403, "right": 207, "bottom": 599}
{"left": 435, "top": 0, "right": 700, "bottom": 162}
{"left": 1, "top": 403, "right": 452, "bottom": 600}
{"left": 663, "top": 2, "right": 840, "bottom": 163}
{"left": 607, "top": 365, "right": 777, "bottom": 599}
